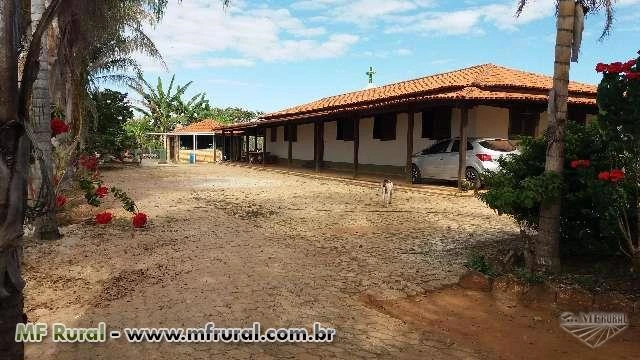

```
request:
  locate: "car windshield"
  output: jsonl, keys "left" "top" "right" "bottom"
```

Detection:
{"left": 478, "top": 139, "right": 516, "bottom": 152}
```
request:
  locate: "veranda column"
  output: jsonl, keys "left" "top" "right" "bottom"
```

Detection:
{"left": 457, "top": 107, "right": 470, "bottom": 189}
{"left": 192, "top": 134, "right": 197, "bottom": 164}
{"left": 314, "top": 120, "right": 320, "bottom": 172}
{"left": 353, "top": 116, "right": 360, "bottom": 178}
{"left": 406, "top": 105, "right": 415, "bottom": 178}
{"left": 287, "top": 124, "right": 293, "bottom": 168}
{"left": 245, "top": 133, "right": 249, "bottom": 162}
{"left": 212, "top": 134, "right": 217, "bottom": 163}
{"left": 222, "top": 130, "right": 227, "bottom": 161}
{"left": 262, "top": 128, "right": 267, "bottom": 165}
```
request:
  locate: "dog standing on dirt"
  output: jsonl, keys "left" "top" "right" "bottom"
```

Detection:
{"left": 381, "top": 179, "right": 394, "bottom": 206}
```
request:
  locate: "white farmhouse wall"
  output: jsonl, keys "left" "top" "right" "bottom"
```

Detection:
{"left": 293, "top": 123, "right": 314, "bottom": 161}
{"left": 323, "top": 120, "right": 354, "bottom": 163}
{"left": 266, "top": 126, "right": 288, "bottom": 159}
{"left": 265, "top": 104, "right": 538, "bottom": 169}
{"left": 358, "top": 116, "right": 408, "bottom": 166}
{"left": 471, "top": 106, "right": 509, "bottom": 138}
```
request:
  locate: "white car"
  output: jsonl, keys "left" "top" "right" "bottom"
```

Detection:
{"left": 410, "top": 138, "right": 518, "bottom": 184}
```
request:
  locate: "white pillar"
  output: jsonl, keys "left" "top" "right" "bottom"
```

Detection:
{"left": 192, "top": 134, "right": 197, "bottom": 151}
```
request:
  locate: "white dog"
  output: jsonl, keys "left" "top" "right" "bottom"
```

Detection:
{"left": 381, "top": 179, "right": 394, "bottom": 206}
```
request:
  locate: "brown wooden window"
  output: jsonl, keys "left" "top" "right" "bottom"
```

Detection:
{"left": 422, "top": 107, "right": 451, "bottom": 139}
{"left": 509, "top": 107, "right": 538, "bottom": 138}
{"left": 284, "top": 124, "right": 297, "bottom": 142}
{"left": 336, "top": 118, "right": 354, "bottom": 141}
{"left": 270, "top": 127, "right": 277, "bottom": 142}
{"left": 373, "top": 113, "right": 396, "bottom": 141}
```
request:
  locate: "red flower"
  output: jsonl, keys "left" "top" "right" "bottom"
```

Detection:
{"left": 132, "top": 212, "right": 148, "bottom": 228}
{"left": 79, "top": 155, "right": 98, "bottom": 171}
{"left": 607, "top": 62, "right": 624, "bottom": 74}
{"left": 597, "top": 171, "right": 611, "bottom": 181}
{"left": 55, "top": 195, "right": 66, "bottom": 208}
{"left": 623, "top": 59, "right": 637, "bottom": 72}
{"left": 51, "top": 118, "right": 69, "bottom": 136}
{"left": 95, "top": 211, "right": 113, "bottom": 224}
{"left": 595, "top": 63, "right": 608, "bottom": 73}
{"left": 95, "top": 185, "right": 109, "bottom": 198}
{"left": 570, "top": 159, "right": 590, "bottom": 169}
{"left": 625, "top": 72, "right": 640, "bottom": 80}
{"left": 610, "top": 168, "right": 625, "bottom": 182}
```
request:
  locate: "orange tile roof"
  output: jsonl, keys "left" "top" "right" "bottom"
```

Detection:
{"left": 169, "top": 119, "right": 224, "bottom": 134}
{"left": 258, "top": 64, "right": 597, "bottom": 123}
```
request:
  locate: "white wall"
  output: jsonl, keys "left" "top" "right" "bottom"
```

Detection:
{"left": 293, "top": 123, "right": 314, "bottom": 161}
{"left": 323, "top": 120, "right": 354, "bottom": 163}
{"left": 266, "top": 126, "right": 287, "bottom": 159}
{"left": 471, "top": 106, "right": 510, "bottom": 138}
{"left": 264, "top": 105, "right": 522, "bottom": 168}
{"left": 358, "top": 116, "right": 408, "bottom": 166}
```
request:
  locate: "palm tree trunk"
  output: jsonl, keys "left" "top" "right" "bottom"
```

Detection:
{"left": 536, "top": 0, "right": 575, "bottom": 274}
{"left": 0, "top": 0, "right": 27, "bottom": 357}
{"left": 31, "top": 0, "right": 61, "bottom": 240}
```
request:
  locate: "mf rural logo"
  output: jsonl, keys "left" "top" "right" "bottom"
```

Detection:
{"left": 559, "top": 312, "right": 628, "bottom": 348}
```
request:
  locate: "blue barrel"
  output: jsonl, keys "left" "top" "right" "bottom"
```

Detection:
{"left": 189, "top": 152, "right": 196, "bottom": 164}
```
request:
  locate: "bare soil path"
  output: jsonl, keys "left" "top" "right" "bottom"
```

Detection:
{"left": 24, "top": 163, "right": 520, "bottom": 359}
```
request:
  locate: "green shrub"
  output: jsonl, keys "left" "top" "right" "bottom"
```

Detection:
{"left": 464, "top": 253, "right": 495, "bottom": 277}
{"left": 479, "top": 122, "right": 622, "bottom": 257}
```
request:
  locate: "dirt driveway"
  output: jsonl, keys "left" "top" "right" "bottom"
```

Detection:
{"left": 24, "top": 163, "right": 518, "bottom": 359}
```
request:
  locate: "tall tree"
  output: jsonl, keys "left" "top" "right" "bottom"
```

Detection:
{"left": 31, "top": 0, "right": 61, "bottom": 240}
{"left": 518, "top": 0, "right": 615, "bottom": 273}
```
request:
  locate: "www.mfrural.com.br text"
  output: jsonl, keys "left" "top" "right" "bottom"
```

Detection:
{"left": 15, "top": 322, "right": 336, "bottom": 343}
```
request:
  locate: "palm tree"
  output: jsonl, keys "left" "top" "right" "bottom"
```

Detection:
{"left": 517, "top": 0, "right": 615, "bottom": 273}
{"left": 30, "top": 0, "right": 61, "bottom": 240}
{"left": 129, "top": 74, "right": 208, "bottom": 132}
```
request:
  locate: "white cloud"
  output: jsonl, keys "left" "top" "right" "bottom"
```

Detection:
{"left": 384, "top": 0, "right": 555, "bottom": 36}
{"left": 184, "top": 58, "right": 256, "bottom": 68}
{"left": 139, "top": 0, "right": 359, "bottom": 71}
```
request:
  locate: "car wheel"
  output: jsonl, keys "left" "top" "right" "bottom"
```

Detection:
{"left": 465, "top": 167, "right": 481, "bottom": 187}
{"left": 410, "top": 164, "right": 422, "bottom": 184}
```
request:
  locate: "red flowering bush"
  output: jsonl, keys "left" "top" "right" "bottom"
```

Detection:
{"left": 95, "top": 185, "right": 109, "bottom": 198}
{"left": 95, "top": 212, "right": 113, "bottom": 224}
{"left": 79, "top": 155, "right": 98, "bottom": 171}
{"left": 596, "top": 50, "right": 640, "bottom": 270}
{"left": 570, "top": 159, "right": 590, "bottom": 169}
{"left": 132, "top": 212, "right": 148, "bottom": 228}
{"left": 51, "top": 117, "right": 69, "bottom": 136}
{"left": 55, "top": 195, "right": 66, "bottom": 208}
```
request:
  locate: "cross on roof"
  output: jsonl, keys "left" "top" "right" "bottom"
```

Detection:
{"left": 366, "top": 66, "right": 376, "bottom": 84}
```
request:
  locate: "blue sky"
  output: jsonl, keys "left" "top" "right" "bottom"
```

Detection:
{"left": 134, "top": 0, "right": 640, "bottom": 113}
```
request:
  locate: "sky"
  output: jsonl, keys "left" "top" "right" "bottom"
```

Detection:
{"left": 132, "top": 0, "right": 640, "bottom": 113}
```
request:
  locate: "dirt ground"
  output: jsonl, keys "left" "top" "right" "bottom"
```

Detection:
{"left": 22, "top": 163, "right": 637, "bottom": 359}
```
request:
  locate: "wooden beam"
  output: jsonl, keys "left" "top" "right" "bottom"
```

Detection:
{"left": 213, "top": 135, "right": 217, "bottom": 162}
{"left": 253, "top": 135, "right": 257, "bottom": 152}
{"left": 314, "top": 120, "right": 319, "bottom": 172}
{"left": 245, "top": 134, "right": 250, "bottom": 162}
{"left": 458, "top": 107, "right": 470, "bottom": 189}
{"left": 287, "top": 124, "right": 293, "bottom": 167}
{"left": 222, "top": 131, "right": 226, "bottom": 161}
{"left": 353, "top": 116, "right": 360, "bottom": 178}
{"left": 406, "top": 106, "right": 415, "bottom": 176}
{"left": 318, "top": 121, "right": 324, "bottom": 166}
{"left": 263, "top": 129, "right": 267, "bottom": 165}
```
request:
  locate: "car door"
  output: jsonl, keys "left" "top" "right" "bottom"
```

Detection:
{"left": 416, "top": 140, "right": 450, "bottom": 178}
{"left": 443, "top": 140, "right": 473, "bottom": 179}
